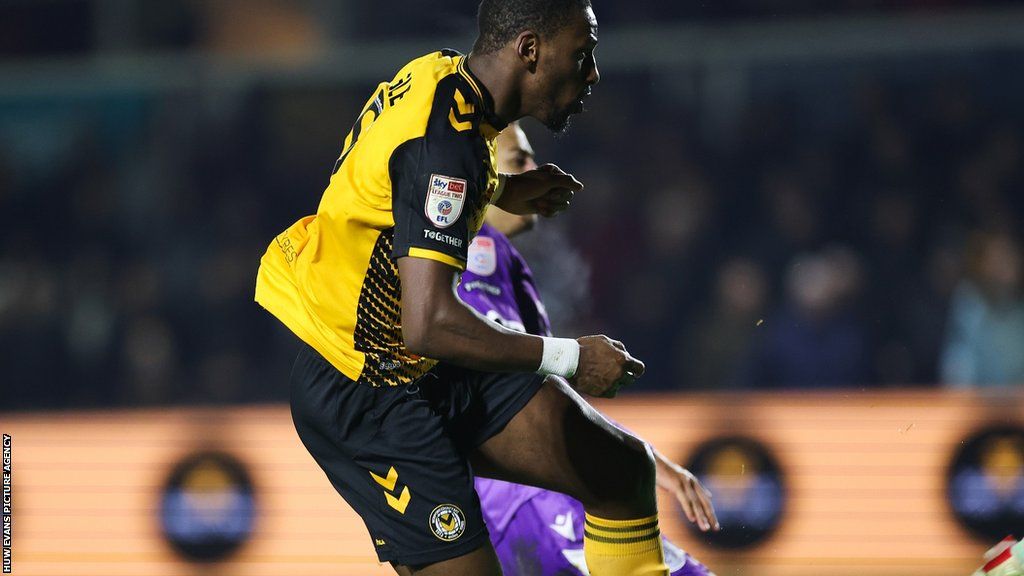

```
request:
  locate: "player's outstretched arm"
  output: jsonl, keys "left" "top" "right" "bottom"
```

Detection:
{"left": 653, "top": 449, "right": 720, "bottom": 532}
{"left": 398, "top": 256, "right": 641, "bottom": 396}
{"left": 494, "top": 163, "right": 582, "bottom": 217}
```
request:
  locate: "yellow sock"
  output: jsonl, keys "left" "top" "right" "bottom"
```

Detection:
{"left": 583, "top": 512, "right": 670, "bottom": 576}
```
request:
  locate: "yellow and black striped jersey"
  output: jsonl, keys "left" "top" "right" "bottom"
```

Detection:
{"left": 255, "top": 49, "right": 507, "bottom": 387}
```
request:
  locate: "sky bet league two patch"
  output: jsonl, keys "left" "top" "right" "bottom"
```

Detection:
{"left": 425, "top": 174, "right": 467, "bottom": 229}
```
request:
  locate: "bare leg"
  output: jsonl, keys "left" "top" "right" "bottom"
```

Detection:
{"left": 472, "top": 376, "right": 657, "bottom": 519}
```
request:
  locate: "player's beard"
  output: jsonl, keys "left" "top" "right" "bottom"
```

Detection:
{"left": 543, "top": 99, "right": 583, "bottom": 134}
{"left": 545, "top": 108, "right": 573, "bottom": 134}
{"left": 542, "top": 86, "right": 589, "bottom": 134}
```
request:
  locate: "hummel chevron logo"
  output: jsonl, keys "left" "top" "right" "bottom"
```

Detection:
{"left": 370, "top": 466, "right": 399, "bottom": 490}
{"left": 550, "top": 511, "right": 577, "bottom": 542}
{"left": 370, "top": 466, "right": 411, "bottom": 514}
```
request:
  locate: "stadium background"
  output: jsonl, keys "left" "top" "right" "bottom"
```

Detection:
{"left": 2, "top": 1, "right": 1024, "bottom": 574}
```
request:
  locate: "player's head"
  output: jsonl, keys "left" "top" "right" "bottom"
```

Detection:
{"left": 487, "top": 122, "right": 539, "bottom": 237}
{"left": 473, "top": 0, "right": 600, "bottom": 133}
{"left": 496, "top": 122, "right": 538, "bottom": 174}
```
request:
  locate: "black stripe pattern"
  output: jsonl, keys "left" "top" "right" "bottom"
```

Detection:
{"left": 584, "top": 518, "right": 660, "bottom": 533}
{"left": 353, "top": 229, "right": 435, "bottom": 387}
{"left": 583, "top": 528, "right": 662, "bottom": 545}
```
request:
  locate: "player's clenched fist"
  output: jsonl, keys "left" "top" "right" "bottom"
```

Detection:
{"left": 494, "top": 163, "right": 583, "bottom": 217}
{"left": 570, "top": 335, "right": 645, "bottom": 397}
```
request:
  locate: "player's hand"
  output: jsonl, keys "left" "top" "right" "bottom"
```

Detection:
{"left": 655, "top": 451, "right": 720, "bottom": 532}
{"left": 570, "top": 335, "right": 644, "bottom": 398}
{"left": 495, "top": 164, "right": 582, "bottom": 217}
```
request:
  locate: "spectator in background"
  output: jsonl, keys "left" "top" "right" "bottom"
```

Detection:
{"left": 860, "top": 189, "right": 952, "bottom": 385}
{"left": 0, "top": 241, "right": 63, "bottom": 407}
{"left": 751, "top": 166, "right": 824, "bottom": 280}
{"left": 941, "top": 231, "right": 1024, "bottom": 387}
{"left": 680, "top": 257, "right": 768, "bottom": 389}
{"left": 738, "top": 247, "right": 870, "bottom": 389}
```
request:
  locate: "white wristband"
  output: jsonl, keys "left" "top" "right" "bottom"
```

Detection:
{"left": 491, "top": 173, "right": 509, "bottom": 206}
{"left": 538, "top": 337, "right": 580, "bottom": 379}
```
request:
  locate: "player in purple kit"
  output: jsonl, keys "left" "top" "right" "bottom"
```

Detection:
{"left": 461, "top": 123, "right": 718, "bottom": 576}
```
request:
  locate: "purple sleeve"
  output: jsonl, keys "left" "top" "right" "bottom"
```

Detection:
{"left": 458, "top": 223, "right": 551, "bottom": 335}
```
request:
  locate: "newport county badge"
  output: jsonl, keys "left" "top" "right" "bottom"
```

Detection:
{"left": 467, "top": 236, "right": 497, "bottom": 276}
{"left": 428, "top": 504, "right": 466, "bottom": 541}
{"left": 425, "top": 174, "right": 467, "bottom": 229}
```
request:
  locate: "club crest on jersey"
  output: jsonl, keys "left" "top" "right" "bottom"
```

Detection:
{"left": 467, "top": 236, "right": 497, "bottom": 276}
{"left": 428, "top": 503, "right": 466, "bottom": 541}
{"left": 425, "top": 174, "right": 467, "bottom": 229}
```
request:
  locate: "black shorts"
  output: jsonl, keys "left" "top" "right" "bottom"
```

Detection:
{"left": 289, "top": 344, "right": 545, "bottom": 566}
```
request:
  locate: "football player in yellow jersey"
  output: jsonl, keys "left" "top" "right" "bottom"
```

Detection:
{"left": 257, "top": 1, "right": 671, "bottom": 574}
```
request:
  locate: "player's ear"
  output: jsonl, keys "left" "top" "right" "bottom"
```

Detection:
{"left": 514, "top": 31, "right": 539, "bottom": 73}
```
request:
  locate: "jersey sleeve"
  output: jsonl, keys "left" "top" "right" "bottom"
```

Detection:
{"left": 458, "top": 233, "right": 505, "bottom": 317}
{"left": 389, "top": 96, "right": 484, "bottom": 270}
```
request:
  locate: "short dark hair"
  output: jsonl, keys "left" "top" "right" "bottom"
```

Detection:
{"left": 473, "top": 0, "right": 591, "bottom": 55}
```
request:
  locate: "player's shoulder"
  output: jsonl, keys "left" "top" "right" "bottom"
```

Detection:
{"left": 382, "top": 49, "right": 460, "bottom": 117}
{"left": 473, "top": 222, "right": 501, "bottom": 241}
{"left": 407, "top": 50, "right": 494, "bottom": 135}
{"left": 365, "top": 50, "right": 483, "bottom": 162}
{"left": 472, "top": 223, "right": 515, "bottom": 253}
{"left": 480, "top": 224, "right": 526, "bottom": 263}
{"left": 395, "top": 48, "right": 462, "bottom": 85}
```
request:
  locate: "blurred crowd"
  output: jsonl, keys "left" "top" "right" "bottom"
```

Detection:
{"left": 1, "top": 0, "right": 1015, "bottom": 57}
{"left": 2, "top": 6, "right": 1024, "bottom": 408}
{"left": 556, "top": 60, "right": 1024, "bottom": 391}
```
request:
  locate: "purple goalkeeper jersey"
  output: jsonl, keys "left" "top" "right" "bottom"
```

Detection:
{"left": 459, "top": 223, "right": 712, "bottom": 576}
{"left": 458, "top": 223, "right": 552, "bottom": 338}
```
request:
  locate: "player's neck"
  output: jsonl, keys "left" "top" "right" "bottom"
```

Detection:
{"left": 465, "top": 52, "right": 521, "bottom": 125}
